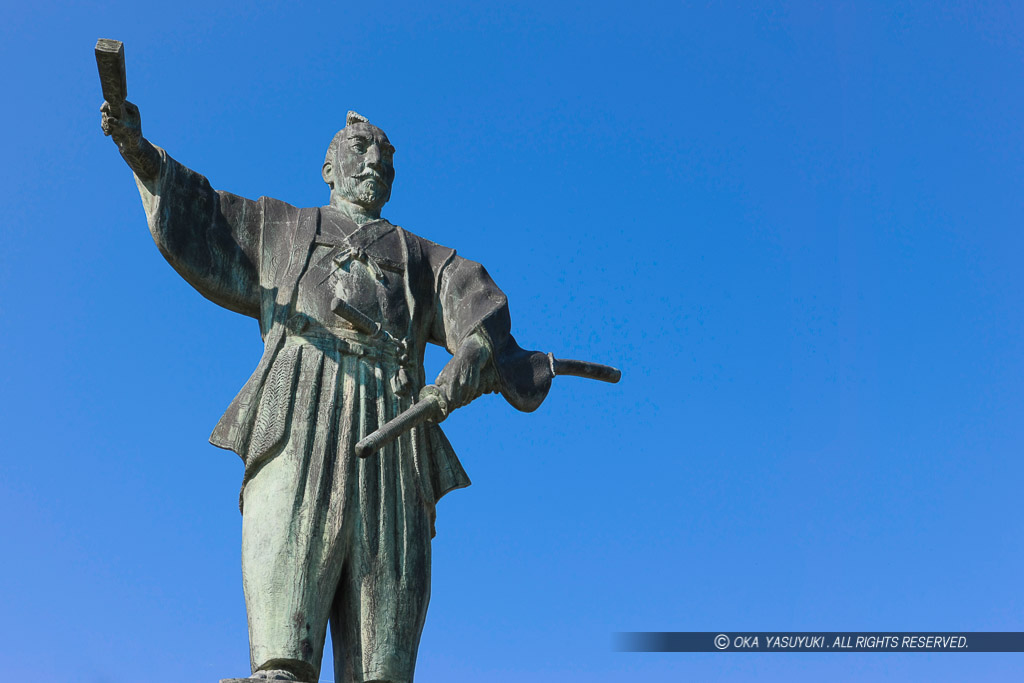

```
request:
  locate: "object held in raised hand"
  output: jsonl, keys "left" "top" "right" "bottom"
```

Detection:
{"left": 355, "top": 355, "right": 620, "bottom": 458}
{"left": 95, "top": 39, "right": 126, "bottom": 115}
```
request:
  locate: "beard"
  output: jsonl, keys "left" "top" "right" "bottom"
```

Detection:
{"left": 336, "top": 175, "right": 390, "bottom": 210}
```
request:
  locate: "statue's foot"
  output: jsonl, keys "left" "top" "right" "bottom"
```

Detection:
{"left": 252, "top": 669, "right": 299, "bottom": 681}
{"left": 219, "top": 672, "right": 306, "bottom": 683}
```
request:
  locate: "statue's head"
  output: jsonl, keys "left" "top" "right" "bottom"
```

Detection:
{"left": 323, "top": 111, "right": 396, "bottom": 213}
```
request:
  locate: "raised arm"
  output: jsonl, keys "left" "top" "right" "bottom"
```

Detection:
{"left": 101, "top": 100, "right": 262, "bottom": 318}
{"left": 101, "top": 100, "right": 160, "bottom": 182}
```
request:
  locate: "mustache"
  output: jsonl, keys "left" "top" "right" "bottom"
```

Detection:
{"left": 356, "top": 171, "right": 387, "bottom": 183}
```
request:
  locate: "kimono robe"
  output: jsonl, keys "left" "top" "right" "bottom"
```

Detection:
{"left": 134, "top": 149, "right": 554, "bottom": 682}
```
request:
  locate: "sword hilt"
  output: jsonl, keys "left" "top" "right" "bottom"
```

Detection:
{"left": 355, "top": 352, "right": 620, "bottom": 459}
{"left": 355, "top": 385, "right": 448, "bottom": 458}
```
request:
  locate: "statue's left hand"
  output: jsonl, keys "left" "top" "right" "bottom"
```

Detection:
{"left": 435, "top": 331, "right": 493, "bottom": 409}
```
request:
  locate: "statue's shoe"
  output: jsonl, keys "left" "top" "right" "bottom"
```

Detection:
{"left": 221, "top": 671, "right": 308, "bottom": 683}
{"left": 253, "top": 671, "right": 299, "bottom": 681}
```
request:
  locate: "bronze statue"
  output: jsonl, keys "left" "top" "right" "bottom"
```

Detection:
{"left": 98, "top": 39, "right": 618, "bottom": 683}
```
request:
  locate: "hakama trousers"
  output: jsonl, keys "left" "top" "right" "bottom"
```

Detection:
{"left": 241, "top": 343, "right": 432, "bottom": 683}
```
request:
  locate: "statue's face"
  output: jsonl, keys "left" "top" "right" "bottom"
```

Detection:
{"left": 330, "top": 123, "right": 396, "bottom": 210}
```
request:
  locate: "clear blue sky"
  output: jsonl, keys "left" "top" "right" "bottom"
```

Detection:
{"left": 1, "top": 2, "right": 1022, "bottom": 681}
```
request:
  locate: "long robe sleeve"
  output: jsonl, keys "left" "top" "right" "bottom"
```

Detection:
{"left": 420, "top": 238, "right": 555, "bottom": 413}
{"left": 135, "top": 147, "right": 263, "bottom": 319}
{"left": 423, "top": 242, "right": 510, "bottom": 354}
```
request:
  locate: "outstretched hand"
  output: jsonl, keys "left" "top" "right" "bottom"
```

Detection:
{"left": 101, "top": 100, "right": 142, "bottom": 152}
{"left": 100, "top": 100, "right": 159, "bottom": 180}
{"left": 435, "top": 331, "right": 494, "bottom": 410}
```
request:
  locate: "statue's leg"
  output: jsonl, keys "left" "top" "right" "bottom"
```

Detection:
{"left": 328, "top": 423, "right": 433, "bottom": 683}
{"left": 241, "top": 349, "right": 356, "bottom": 682}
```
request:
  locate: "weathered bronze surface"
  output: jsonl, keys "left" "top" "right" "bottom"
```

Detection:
{"left": 99, "top": 39, "right": 618, "bottom": 683}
